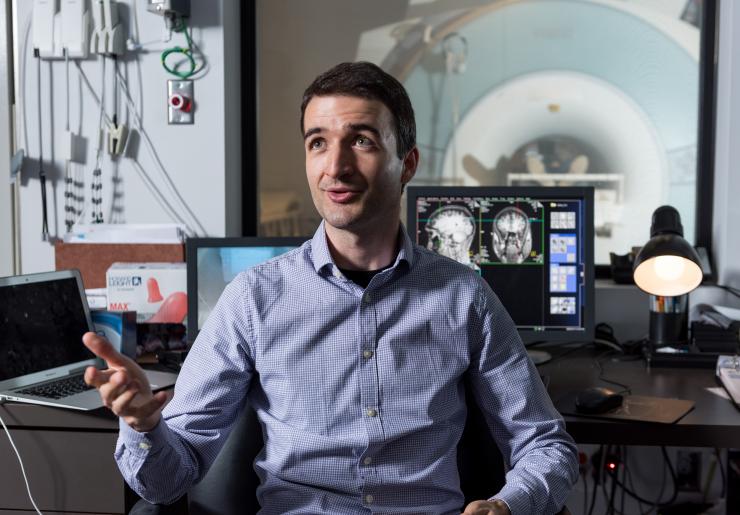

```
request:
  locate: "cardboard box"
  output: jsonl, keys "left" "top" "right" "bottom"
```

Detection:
{"left": 106, "top": 263, "right": 187, "bottom": 323}
{"left": 55, "top": 242, "right": 184, "bottom": 288}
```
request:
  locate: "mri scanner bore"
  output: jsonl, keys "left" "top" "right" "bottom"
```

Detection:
{"left": 351, "top": 0, "right": 703, "bottom": 263}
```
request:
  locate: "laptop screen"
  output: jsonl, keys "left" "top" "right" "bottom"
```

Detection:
{"left": 0, "top": 277, "right": 95, "bottom": 381}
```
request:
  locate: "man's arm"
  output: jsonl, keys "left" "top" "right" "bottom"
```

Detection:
{"left": 466, "top": 284, "right": 579, "bottom": 515}
{"left": 85, "top": 278, "right": 255, "bottom": 505}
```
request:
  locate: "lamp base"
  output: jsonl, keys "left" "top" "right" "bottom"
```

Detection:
{"left": 649, "top": 311, "right": 688, "bottom": 346}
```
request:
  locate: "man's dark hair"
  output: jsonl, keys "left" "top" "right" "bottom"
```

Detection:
{"left": 300, "top": 62, "right": 416, "bottom": 160}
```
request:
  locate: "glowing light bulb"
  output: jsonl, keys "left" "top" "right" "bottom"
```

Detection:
{"left": 653, "top": 255, "right": 686, "bottom": 282}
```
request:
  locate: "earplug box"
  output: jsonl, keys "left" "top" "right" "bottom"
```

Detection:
{"left": 106, "top": 262, "right": 187, "bottom": 323}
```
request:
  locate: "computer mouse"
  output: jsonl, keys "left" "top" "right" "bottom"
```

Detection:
{"left": 574, "top": 387, "right": 624, "bottom": 414}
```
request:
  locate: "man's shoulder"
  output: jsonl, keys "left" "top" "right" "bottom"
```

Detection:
{"left": 232, "top": 242, "right": 311, "bottom": 285}
{"left": 412, "top": 245, "right": 486, "bottom": 290}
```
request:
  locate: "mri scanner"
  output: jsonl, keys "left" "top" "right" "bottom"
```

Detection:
{"left": 356, "top": 0, "right": 701, "bottom": 263}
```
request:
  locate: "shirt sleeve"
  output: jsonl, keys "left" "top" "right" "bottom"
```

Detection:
{"left": 468, "top": 281, "right": 579, "bottom": 515}
{"left": 114, "top": 276, "right": 256, "bottom": 505}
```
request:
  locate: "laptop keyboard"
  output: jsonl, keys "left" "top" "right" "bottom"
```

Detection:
{"left": 16, "top": 375, "right": 93, "bottom": 400}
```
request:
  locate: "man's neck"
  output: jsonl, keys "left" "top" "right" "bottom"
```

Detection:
{"left": 325, "top": 221, "right": 400, "bottom": 271}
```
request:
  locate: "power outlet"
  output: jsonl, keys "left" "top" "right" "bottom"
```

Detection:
{"left": 676, "top": 450, "right": 702, "bottom": 492}
{"left": 167, "top": 80, "right": 194, "bottom": 124}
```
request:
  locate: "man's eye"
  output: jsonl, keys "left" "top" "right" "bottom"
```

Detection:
{"left": 355, "top": 136, "right": 373, "bottom": 147}
{"left": 309, "top": 139, "right": 324, "bottom": 150}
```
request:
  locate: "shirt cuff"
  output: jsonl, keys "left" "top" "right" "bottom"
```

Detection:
{"left": 489, "top": 485, "right": 531, "bottom": 515}
{"left": 118, "top": 417, "right": 169, "bottom": 457}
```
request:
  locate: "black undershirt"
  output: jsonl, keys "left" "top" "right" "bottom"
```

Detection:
{"left": 338, "top": 266, "right": 390, "bottom": 289}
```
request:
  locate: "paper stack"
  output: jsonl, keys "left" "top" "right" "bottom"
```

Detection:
{"left": 716, "top": 355, "right": 740, "bottom": 409}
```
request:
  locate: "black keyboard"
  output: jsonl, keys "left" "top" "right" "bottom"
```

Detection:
{"left": 17, "top": 375, "right": 93, "bottom": 400}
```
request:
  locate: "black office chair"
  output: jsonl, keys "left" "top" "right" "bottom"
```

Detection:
{"left": 130, "top": 380, "right": 570, "bottom": 515}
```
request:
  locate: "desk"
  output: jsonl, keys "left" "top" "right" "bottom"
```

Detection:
{"left": 542, "top": 350, "right": 740, "bottom": 447}
{"left": 0, "top": 402, "right": 126, "bottom": 514}
{"left": 543, "top": 348, "right": 740, "bottom": 513}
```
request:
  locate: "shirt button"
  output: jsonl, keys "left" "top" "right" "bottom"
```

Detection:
{"left": 363, "top": 456, "right": 373, "bottom": 465}
{"left": 366, "top": 408, "right": 377, "bottom": 417}
{"left": 363, "top": 292, "right": 372, "bottom": 303}
{"left": 138, "top": 442, "right": 151, "bottom": 450}
{"left": 365, "top": 494, "right": 374, "bottom": 504}
{"left": 363, "top": 350, "right": 374, "bottom": 359}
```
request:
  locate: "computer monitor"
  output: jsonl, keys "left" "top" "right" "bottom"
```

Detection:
{"left": 407, "top": 186, "right": 594, "bottom": 344}
{"left": 186, "top": 237, "right": 308, "bottom": 342}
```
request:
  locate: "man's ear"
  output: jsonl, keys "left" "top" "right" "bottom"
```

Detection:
{"left": 401, "top": 146, "right": 420, "bottom": 186}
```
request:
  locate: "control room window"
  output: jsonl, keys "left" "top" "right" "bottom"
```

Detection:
{"left": 251, "top": 0, "right": 715, "bottom": 265}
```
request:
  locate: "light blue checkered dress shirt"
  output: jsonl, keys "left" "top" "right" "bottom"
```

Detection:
{"left": 116, "top": 222, "right": 578, "bottom": 514}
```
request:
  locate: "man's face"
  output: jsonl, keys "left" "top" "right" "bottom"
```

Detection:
{"left": 303, "top": 95, "right": 415, "bottom": 233}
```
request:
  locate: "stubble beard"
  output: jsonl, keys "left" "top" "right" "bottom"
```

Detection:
{"left": 318, "top": 188, "right": 400, "bottom": 233}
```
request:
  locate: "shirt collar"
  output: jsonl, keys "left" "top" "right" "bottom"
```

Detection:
{"left": 310, "top": 220, "right": 416, "bottom": 274}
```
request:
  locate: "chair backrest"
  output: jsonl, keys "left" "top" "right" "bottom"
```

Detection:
{"left": 457, "top": 378, "right": 507, "bottom": 504}
{"left": 187, "top": 405, "right": 263, "bottom": 515}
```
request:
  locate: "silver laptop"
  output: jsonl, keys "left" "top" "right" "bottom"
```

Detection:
{"left": 0, "top": 269, "right": 177, "bottom": 411}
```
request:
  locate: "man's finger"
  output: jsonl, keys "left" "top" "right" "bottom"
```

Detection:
{"left": 98, "top": 370, "right": 132, "bottom": 401}
{"left": 82, "top": 332, "right": 131, "bottom": 368}
{"left": 84, "top": 366, "right": 116, "bottom": 388}
{"left": 110, "top": 386, "right": 140, "bottom": 416}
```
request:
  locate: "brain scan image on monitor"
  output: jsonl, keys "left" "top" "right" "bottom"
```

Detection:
{"left": 492, "top": 206, "right": 532, "bottom": 264}
{"left": 425, "top": 205, "right": 480, "bottom": 270}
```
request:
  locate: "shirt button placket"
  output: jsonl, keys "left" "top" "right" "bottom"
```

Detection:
{"left": 359, "top": 287, "right": 381, "bottom": 503}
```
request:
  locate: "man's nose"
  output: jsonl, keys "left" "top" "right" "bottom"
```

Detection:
{"left": 324, "top": 145, "right": 354, "bottom": 179}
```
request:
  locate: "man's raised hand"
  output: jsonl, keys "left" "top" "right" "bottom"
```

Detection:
{"left": 83, "top": 332, "right": 169, "bottom": 432}
{"left": 461, "top": 500, "right": 511, "bottom": 515}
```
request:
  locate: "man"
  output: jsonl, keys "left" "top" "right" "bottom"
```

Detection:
{"left": 84, "top": 62, "right": 578, "bottom": 514}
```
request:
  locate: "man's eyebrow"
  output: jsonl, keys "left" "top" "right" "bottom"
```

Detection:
{"left": 303, "top": 127, "right": 322, "bottom": 140}
{"left": 348, "top": 123, "right": 380, "bottom": 137}
{"left": 303, "top": 123, "right": 381, "bottom": 140}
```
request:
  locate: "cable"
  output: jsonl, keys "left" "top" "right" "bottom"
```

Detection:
{"left": 74, "top": 61, "right": 113, "bottom": 125}
{"left": 582, "top": 467, "right": 588, "bottom": 515}
{"left": 715, "top": 448, "right": 726, "bottom": 498}
{"left": 35, "top": 51, "right": 49, "bottom": 240}
{"left": 712, "top": 284, "right": 740, "bottom": 299}
{"left": 64, "top": 50, "right": 75, "bottom": 233}
{"left": 607, "top": 447, "right": 618, "bottom": 514}
{"left": 595, "top": 353, "right": 632, "bottom": 394}
{"left": 587, "top": 445, "right": 603, "bottom": 515}
{"left": 19, "top": 14, "right": 32, "bottom": 157}
{"left": 0, "top": 409, "right": 43, "bottom": 514}
{"left": 91, "top": 57, "right": 107, "bottom": 224}
{"left": 130, "top": 159, "right": 192, "bottom": 229}
{"left": 75, "top": 62, "right": 199, "bottom": 234}
{"left": 161, "top": 17, "right": 204, "bottom": 79}
{"left": 606, "top": 447, "right": 678, "bottom": 508}
{"left": 115, "top": 68, "right": 206, "bottom": 236}
{"left": 660, "top": 446, "right": 679, "bottom": 506}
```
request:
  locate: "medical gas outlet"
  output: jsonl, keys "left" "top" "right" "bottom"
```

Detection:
{"left": 168, "top": 80, "right": 194, "bottom": 124}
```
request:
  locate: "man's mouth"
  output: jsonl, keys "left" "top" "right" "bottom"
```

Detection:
{"left": 325, "top": 189, "right": 361, "bottom": 203}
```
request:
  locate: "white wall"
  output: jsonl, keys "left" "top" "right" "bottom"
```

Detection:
{"left": 711, "top": 0, "right": 740, "bottom": 303}
{"left": 0, "top": 0, "right": 13, "bottom": 276}
{"left": 12, "top": 0, "right": 241, "bottom": 274}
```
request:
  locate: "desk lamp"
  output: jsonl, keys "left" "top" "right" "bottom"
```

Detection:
{"left": 633, "top": 206, "right": 702, "bottom": 351}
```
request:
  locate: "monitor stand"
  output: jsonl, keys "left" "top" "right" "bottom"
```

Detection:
{"left": 527, "top": 349, "right": 552, "bottom": 365}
